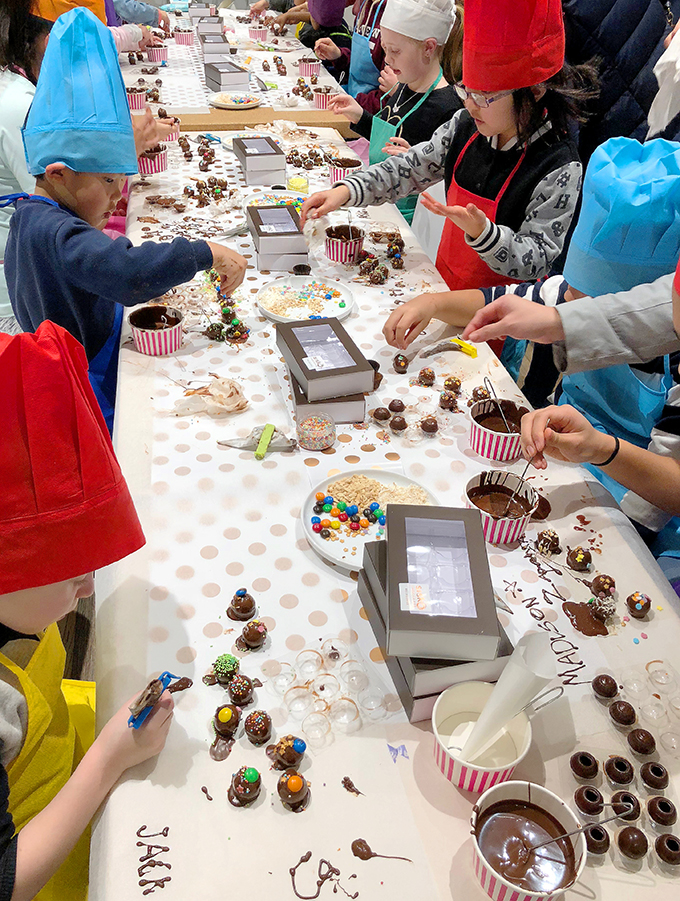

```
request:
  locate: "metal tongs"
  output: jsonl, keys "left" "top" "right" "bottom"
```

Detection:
{"left": 218, "top": 425, "right": 297, "bottom": 459}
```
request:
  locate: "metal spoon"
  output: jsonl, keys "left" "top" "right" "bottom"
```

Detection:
{"left": 524, "top": 801, "right": 634, "bottom": 855}
{"left": 483, "top": 376, "right": 512, "bottom": 434}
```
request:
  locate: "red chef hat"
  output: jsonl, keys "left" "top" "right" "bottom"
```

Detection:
{"left": 0, "top": 321, "right": 145, "bottom": 595}
{"left": 462, "top": 0, "right": 565, "bottom": 92}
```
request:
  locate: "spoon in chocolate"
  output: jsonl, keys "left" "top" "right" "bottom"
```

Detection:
{"left": 521, "top": 802, "right": 634, "bottom": 857}
{"left": 483, "top": 377, "right": 512, "bottom": 434}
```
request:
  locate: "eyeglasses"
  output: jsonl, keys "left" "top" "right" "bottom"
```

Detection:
{"left": 454, "top": 83, "right": 514, "bottom": 108}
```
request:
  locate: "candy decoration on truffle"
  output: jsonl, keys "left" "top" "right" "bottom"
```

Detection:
{"left": 277, "top": 768, "right": 310, "bottom": 812}
{"left": 210, "top": 704, "right": 241, "bottom": 761}
{"left": 626, "top": 591, "right": 651, "bottom": 619}
{"left": 393, "top": 353, "right": 409, "bottom": 374}
{"left": 417, "top": 367, "right": 435, "bottom": 387}
{"left": 212, "top": 653, "right": 240, "bottom": 684}
{"left": 244, "top": 710, "right": 272, "bottom": 746}
{"left": 566, "top": 546, "right": 592, "bottom": 572}
{"left": 266, "top": 734, "right": 307, "bottom": 770}
{"left": 236, "top": 619, "right": 268, "bottom": 651}
{"left": 471, "top": 386, "right": 490, "bottom": 403}
{"left": 589, "top": 595, "right": 616, "bottom": 623}
{"left": 228, "top": 766, "right": 262, "bottom": 807}
{"left": 227, "top": 587, "right": 257, "bottom": 621}
{"left": 439, "top": 390, "right": 458, "bottom": 411}
{"left": 591, "top": 573, "right": 616, "bottom": 598}
{"left": 444, "top": 376, "right": 461, "bottom": 394}
{"left": 228, "top": 674, "right": 255, "bottom": 706}
{"left": 536, "top": 529, "right": 560, "bottom": 555}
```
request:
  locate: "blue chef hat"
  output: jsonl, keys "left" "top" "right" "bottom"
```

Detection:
{"left": 563, "top": 137, "right": 680, "bottom": 297}
{"left": 22, "top": 7, "right": 138, "bottom": 176}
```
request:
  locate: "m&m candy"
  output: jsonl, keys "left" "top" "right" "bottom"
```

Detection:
{"left": 331, "top": 520, "right": 340, "bottom": 530}
{"left": 350, "top": 522, "right": 361, "bottom": 531}
{"left": 315, "top": 492, "right": 325, "bottom": 502}
{"left": 369, "top": 502, "right": 379, "bottom": 511}
{"left": 320, "top": 519, "right": 331, "bottom": 528}
{"left": 312, "top": 523, "right": 322, "bottom": 533}
{"left": 324, "top": 496, "right": 334, "bottom": 505}
{"left": 311, "top": 516, "right": 321, "bottom": 524}
{"left": 337, "top": 501, "right": 347, "bottom": 512}
{"left": 359, "top": 519, "right": 369, "bottom": 529}
{"left": 323, "top": 503, "right": 332, "bottom": 512}
{"left": 338, "top": 512, "right": 348, "bottom": 522}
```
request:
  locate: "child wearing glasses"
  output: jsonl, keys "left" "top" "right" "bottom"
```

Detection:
{"left": 302, "top": 0, "right": 596, "bottom": 292}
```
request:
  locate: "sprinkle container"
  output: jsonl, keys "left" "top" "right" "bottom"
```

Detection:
{"left": 297, "top": 413, "right": 336, "bottom": 450}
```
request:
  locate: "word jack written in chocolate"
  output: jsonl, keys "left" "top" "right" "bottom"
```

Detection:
{"left": 136, "top": 825, "right": 172, "bottom": 895}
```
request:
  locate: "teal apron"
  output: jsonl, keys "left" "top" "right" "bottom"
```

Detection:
{"left": 347, "top": 0, "right": 383, "bottom": 97}
{"left": 559, "top": 357, "right": 680, "bottom": 558}
{"left": 0, "top": 192, "right": 123, "bottom": 435}
{"left": 369, "top": 69, "right": 442, "bottom": 225}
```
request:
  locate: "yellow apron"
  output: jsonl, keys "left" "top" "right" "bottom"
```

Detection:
{"left": 0, "top": 623, "right": 95, "bottom": 901}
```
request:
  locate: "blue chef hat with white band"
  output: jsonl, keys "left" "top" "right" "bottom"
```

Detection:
{"left": 563, "top": 137, "right": 680, "bottom": 297}
{"left": 22, "top": 6, "right": 138, "bottom": 176}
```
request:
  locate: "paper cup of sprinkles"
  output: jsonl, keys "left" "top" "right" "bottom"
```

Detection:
{"left": 469, "top": 398, "right": 528, "bottom": 462}
{"left": 126, "top": 88, "right": 147, "bottom": 111}
{"left": 432, "top": 682, "right": 532, "bottom": 793}
{"left": 299, "top": 58, "right": 321, "bottom": 77}
{"left": 471, "top": 781, "right": 587, "bottom": 901}
{"left": 147, "top": 46, "right": 168, "bottom": 63}
{"left": 329, "top": 158, "right": 362, "bottom": 184}
{"left": 313, "top": 86, "right": 334, "bottom": 109}
{"left": 297, "top": 413, "right": 336, "bottom": 450}
{"left": 466, "top": 470, "right": 538, "bottom": 545}
{"left": 137, "top": 144, "right": 168, "bottom": 175}
{"left": 325, "top": 225, "right": 364, "bottom": 264}
{"left": 129, "top": 305, "right": 184, "bottom": 356}
{"left": 174, "top": 30, "right": 194, "bottom": 45}
{"left": 249, "top": 26, "right": 268, "bottom": 40}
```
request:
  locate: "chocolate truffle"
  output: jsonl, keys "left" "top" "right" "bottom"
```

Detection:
{"left": 609, "top": 700, "right": 636, "bottom": 727}
{"left": 648, "top": 796, "right": 677, "bottom": 827}
{"left": 277, "top": 768, "right": 310, "bottom": 812}
{"left": 388, "top": 398, "right": 405, "bottom": 413}
{"left": 471, "top": 386, "right": 490, "bottom": 402}
{"left": 591, "top": 573, "right": 616, "bottom": 598}
{"left": 228, "top": 766, "right": 261, "bottom": 807}
{"left": 393, "top": 353, "right": 409, "bottom": 374}
{"left": 584, "top": 824, "right": 610, "bottom": 855}
{"left": 618, "top": 826, "right": 648, "bottom": 859}
{"left": 641, "top": 761, "right": 669, "bottom": 791}
{"left": 574, "top": 786, "right": 604, "bottom": 815}
{"left": 590, "top": 595, "right": 616, "bottom": 623}
{"left": 239, "top": 619, "right": 268, "bottom": 650}
{"left": 390, "top": 415, "right": 407, "bottom": 433}
{"left": 417, "top": 367, "right": 435, "bottom": 387}
{"left": 213, "top": 704, "right": 241, "bottom": 738}
{"left": 570, "top": 750, "right": 599, "bottom": 780}
{"left": 655, "top": 834, "right": 680, "bottom": 865}
{"left": 213, "top": 653, "right": 240, "bottom": 684}
{"left": 439, "top": 390, "right": 458, "bottom": 411}
{"left": 420, "top": 416, "right": 438, "bottom": 434}
{"left": 444, "top": 376, "right": 461, "bottom": 394}
{"left": 612, "top": 791, "right": 641, "bottom": 821}
{"left": 536, "top": 529, "right": 561, "bottom": 555}
{"left": 627, "top": 728, "right": 656, "bottom": 756}
{"left": 266, "top": 734, "right": 307, "bottom": 770}
{"left": 592, "top": 673, "right": 618, "bottom": 699}
{"left": 228, "top": 674, "right": 254, "bottom": 706}
{"left": 227, "top": 588, "right": 256, "bottom": 621}
{"left": 567, "top": 546, "right": 592, "bottom": 572}
{"left": 626, "top": 591, "right": 651, "bottom": 619}
{"left": 372, "top": 407, "right": 391, "bottom": 422}
{"left": 244, "top": 710, "right": 272, "bottom": 746}
{"left": 604, "top": 756, "right": 634, "bottom": 785}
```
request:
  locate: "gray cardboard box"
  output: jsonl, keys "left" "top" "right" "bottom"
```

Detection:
{"left": 256, "top": 251, "right": 309, "bottom": 271}
{"left": 233, "top": 136, "right": 286, "bottom": 172}
{"left": 199, "top": 32, "right": 231, "bottom": 60}
{"left": 247, "top": 204, "right": 306, "bottom": 254}
{"left": 290, "top": 369, "right": 366, "bottom": 425}
{"left": 205, "top": 60, "right": 250, "bottom": 92}
{"left": 196, "top": 16, "right": 223, "bottom": 34}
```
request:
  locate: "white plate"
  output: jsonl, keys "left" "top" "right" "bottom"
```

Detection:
{"left": 208, "top": 92, "right": 262, "bottom": 110}
{"left": 257, "top": 276, "right": 354, "bottom": 323}
{"left": 242, "top": 189, "right": 306, "bottom": 216}
{"left": 302, "top": 468, "right": 439, "bottom": 570}
{"left": 221, "top": 131, "right": 282, "bottom": 150}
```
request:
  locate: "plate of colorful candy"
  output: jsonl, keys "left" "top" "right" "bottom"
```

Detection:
{"left": 257, "top": 276, "right": 354, "bottom": 323}
{"left": 208, "top": 92, "right": 262, "bottom": 110}
{"left": 303, "top": 468, "right": 437, "bottom": 569}
{"left": 242, "top": 189, "right": 306, "bottom": 216}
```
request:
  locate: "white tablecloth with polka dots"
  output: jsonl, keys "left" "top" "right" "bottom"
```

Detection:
{"left": 89, "top": 129, "right": 680, "bottom": 901}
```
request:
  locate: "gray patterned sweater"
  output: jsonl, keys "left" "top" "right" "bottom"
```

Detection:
{"left": 340, "top": 109, "right": 582, "bottom": 282}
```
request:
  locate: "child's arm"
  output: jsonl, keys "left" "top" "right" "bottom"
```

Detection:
{"left": 383, "top": 290, "right": 485, "bottom": 349}
{"left": 11, "top": 692, "right": 173, "bottom": 901}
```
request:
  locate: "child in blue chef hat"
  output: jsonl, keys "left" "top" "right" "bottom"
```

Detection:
{"left": 1, "top": 7, "right": 247, "bottom": 432}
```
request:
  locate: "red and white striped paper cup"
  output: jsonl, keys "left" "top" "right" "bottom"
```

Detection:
{"left": 126, "top": 90, "right": 147, "bottom": 111}
{"left": 174, "top": 31, "right": 194, "bottom": 45}
{"left": 313, "top": 88, "right": 334, "bottom": 110}
{"left": 299, "top": 58, "right": 321, "bottom": 77}
{"left": 325, "top": 229, "right": 364, "bottom": 264}
{"left": 466, "top": 471, "right": 538, "bottom": 545}
{"left": 137, "top": 146, "right": 168, "bottom": 175}
{"left": 147, "top": 46, "right": 168, "bottom": 63}
{"left": 329, "top": 160, "right": 362, "bottom": 184}
{"left": 164, "top": 120, "right": 181, "bottom": 141}
{"left": 432, "top": 682, "right": 531, "bottom": 794}
{"left": 471, "top": 781, "right": 587, "bottom": 901}
{"left": 469, "top": 399, "right": 523, "bottom": 462}
{"left": 249, "top": 26, "right": 268, "bottom": 41}
{"left": 129, "top": 305, "right": 184, "bottom": 356}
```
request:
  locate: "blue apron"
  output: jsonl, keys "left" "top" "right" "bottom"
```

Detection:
{"left": 559, "top": 358, "right": 680, "bottom": 558}
{"left": 0, "top": 192, "right": 123, "bottom": 435}
{"left": 347, "top": 0, "right": 383, "bottom": 97}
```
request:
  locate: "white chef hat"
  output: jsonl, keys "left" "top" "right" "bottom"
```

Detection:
{"left": 381, "top": 0, "right": 456, "bottom": 45}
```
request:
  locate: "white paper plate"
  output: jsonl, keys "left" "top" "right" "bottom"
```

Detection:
{"left": 208, "top": 92, "right": 262, "bottom": 110}
{"left": 302, "top": 468, "right": 439, "bottom": 570}
{"left": 257, "top": 276, "right": 354, "bottom": 323}
{"left": 242, "top": 189, "right": 306, "bottom": 216}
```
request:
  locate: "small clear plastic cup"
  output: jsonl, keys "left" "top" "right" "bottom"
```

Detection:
{"left": 321, "top": 638, "right": 349, "bottom": 669}
{"left": 284, "top": 685, "right": 314, "bottom": 720}
{"left": 340, "top": 659, "right": 369, "bottom": 694}
{"left": 302, "top": 712, "right": 332, "bottom": 749}
{"left": 269, "top": 662, "right": 297, "bottom": 696}
{"left": 358, "top": 688, "right": 386, "bottom": 721}
{"left": 329, "top": 696, "right": 361, "bottom": 733}
{"left": 311, "top": 673, "right": 341, "bottom": 702}
{"left": 296, "top": 649, "right": 324, "bottom": 680}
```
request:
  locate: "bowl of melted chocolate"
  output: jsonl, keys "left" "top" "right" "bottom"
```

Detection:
{"left": 471, "top": 781, "right": 586, "bottom": 898}
{"left": 470, "top": 398, "right": 529, "bottom": 463}
{"left": 128, "top": 305, "right": 184, "bottom": 356}
{"left": 466, "top": 470, "right": 539, "bottom": 545}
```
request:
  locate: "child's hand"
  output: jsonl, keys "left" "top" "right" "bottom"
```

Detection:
{"left": 206, "top": 244, "right": 248, "bottom": 296}
{"left": 328, "top": 93, "right": 363, "bottom": 123}
{"left": 94, "top": 691, "right": 174, "bottom": 779}
{"left": 158, "top": 10, "right": 171, "bottom": 31}
{"left": 383, "top": 294, "right": 439, "bottom": 349}
{"left": 314, "top": 37, "right": 341, "bottom": 60}
{"left": 378, "top": 65, "right": 399, "bottom": 94}
{"left": 520, "top": 405, "right": 615, "bottom": 470}
{"left": 420, "top": 193, "right": 488, "bottom": 240}
{"left": 462, "top": 294, "right": 565, "bottom": 346}
{"left": 382, "top": 137, "right": 410, "bottom": 156}
{"left": 131, "top": 107, "right": 170, "bottom": 156}
{"left": 300, "top": 186, "right": 350, "bottom": 226}
{"left": 250, "top": 0, "right": 269, "bottom": 16}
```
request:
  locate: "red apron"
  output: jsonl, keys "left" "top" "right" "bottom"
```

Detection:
{"left": 435, "top": 132, "right": 527, "bottom": 292}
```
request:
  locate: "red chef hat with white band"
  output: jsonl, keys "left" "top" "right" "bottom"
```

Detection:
{"left": 462, "top": 0, "right": 565, "bottom": 92}
{"left": 0, "top": 321, "right": 145, "bottom": 595}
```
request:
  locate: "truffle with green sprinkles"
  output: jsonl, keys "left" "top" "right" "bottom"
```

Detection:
{"left": 213, "top": 653, "right": 240, "bottom": 684}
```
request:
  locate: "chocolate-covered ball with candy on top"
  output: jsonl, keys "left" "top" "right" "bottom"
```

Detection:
{"left": 228, "top": 674, "right": 255, "bottom": 706}
{"left": 536, "top": 529, "right": 560, "bottom": 555}
{"left": 227, "top": 588, "right": 256, "bottom": 621}
{"left": 213, "top": 704, "right": 241, "bottom": 739}
{"left": 471, "top": 386, "right": 490, "bottom": 403}
{"left": 393, "top": 353, "right": 409, "bottom": 374}
{"left": 277, "top": 768, "right": 311, "bottom": 812}
{"left": 444, "top": 376, "right": 461, "bottom": 395}
{"left": 238, "top": 619, "right": 268, "bottom": 651}
{"left": 266, "top": 734, "right": 307, "bottom": 770}
{"left": 591, "top": 573, "right": 616, "bottom": 598}
{"left": 590, "top": 595, "right": 616, "bottom": 624}
{"left": 626, "top": 591, "right": 651, "bottom": 619}
{"left": 417, "top": 367, "right": 435, "bottom": 387}
{"left": 439, "top": 390, "right": 458, "bottom": 412}
{"left": 244, "top": 710, "right": 272, "bottom": 746}
{"left": 228, "top": 766, "right": 262, "bottom": 807}
{"left": 212, "top": 653, "right": 240, "bottom": 685}
{"left": 567, "top": 546, "right": 591, "bottom": 572}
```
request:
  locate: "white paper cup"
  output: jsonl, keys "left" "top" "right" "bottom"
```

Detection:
{"left": 127, "top": 90, "right": 146, "bottom": 111}
{"left": 299, "top": 59, "right": 321, "bottom": 77}
{"left": 129, "top": 305, "right": 183, "bottom": 356}
{"left": 329, "top": 160, "right": 362, "bottom": 183}
{"left": 432, "top": 681, "right": 532, "bottom": 793}
{"left": 471, "top": 781, "right": 587, "bottom": 901}
{"left": 466, "top": 470, "right": 538, "bottom": 545}
{"left": 469, "top": 399, "right": 524, "bottom": 462}
{"left": 325, "top": 227, "right": 364, "bottom": 264}
{"left": 137, "top": 147, "right": 168, "bottom": 175}
{"left": 174, "top": 31, "right": 194, "bottom": 45}
{"left": 249, "top": 26, "right": 268, "bottom": 40}
{"left": 147, "top": 46, "right": 168, "bottom": 63}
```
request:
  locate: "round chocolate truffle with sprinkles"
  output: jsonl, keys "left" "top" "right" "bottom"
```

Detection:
{"left": 536, "top": 529, "right": 560, "bottom": 555}
{"left": 648, "top": 796, "right": 677, "bottom": 827}
{"left": 570, "top": 750, "right": 598, "bottom": 780}
{"left": 567, "top": 546, "right": 591, "bottom": 572}
{"left": 618, "top": 826, "right": 648, "bottom": 859}
{"left": 626, "top": 591, "right": 651, "bottom": 619}
{"left": 655, "top": 834, "right": 680, "bottom": 865}
{"left": 641, "top": 761, "right": 669, "bottom": 791}
{"left": 627, "top": 728, "right": 656, "bottom": 756}
{"left": 591, "top": 573, "right": 616, "bottom": 598}
{"left": 574, "top": 786, "right": 604, "bottom": 815}
{"left": 584, "top": 824, "right": 610, "bottom": 855}
{"left": 444, "top": 376, "right": 461, "bottom": 394}
{"left": 604, "top": 755, "right": 635, "bottom": 785}
{"left": 609, "top": 700, "right": 636, "bottom": 727}
{"left": 612, "top": 791, "right": 641, "bottom": 821}
{"left": 244, "top": 710, "right": 272, "bottom": 746}
{"left": 592, "top": 673, "right": 618, "bottom": 699}
{"left": 417, "top": 367, "right": 435, "bottom": 387}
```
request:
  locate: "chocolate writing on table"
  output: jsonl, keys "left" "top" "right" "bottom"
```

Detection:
{"left": 136, "top": 825, "right": 172, "bottom": 895}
